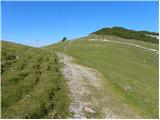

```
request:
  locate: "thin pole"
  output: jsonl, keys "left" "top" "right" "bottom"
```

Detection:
{"left": 36, "top": 40, "right": 39, "bottom": 48}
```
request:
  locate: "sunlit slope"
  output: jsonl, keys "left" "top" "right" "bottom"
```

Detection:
{"left": 46, "top": 35, "right": 159, "bottom": 118}
{"left": 1, "top": 41, "right": 70, "bottom": 118}
{"left": 91, "top": 27, "right": 159, "bottom": 43}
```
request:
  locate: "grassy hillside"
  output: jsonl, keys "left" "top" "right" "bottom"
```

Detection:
{"left": 91, "top": 27, "right": 159, "bottom": 43}
{"left": 46, "top": 35, "right": 159, "bottom": 118}
{"left": 1, "top": 41, "right": 71, "bottom": 118}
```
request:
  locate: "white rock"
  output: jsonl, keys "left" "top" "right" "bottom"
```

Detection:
{"left": 84, "top": 106, "right": 96, "bottom": 113}
{"left": 26, "top": 95, "right": 31, "bottom": 98}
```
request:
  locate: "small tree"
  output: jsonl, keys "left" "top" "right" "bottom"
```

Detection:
{"left": 62, "top": 37, "right": 67, "bottom": 42}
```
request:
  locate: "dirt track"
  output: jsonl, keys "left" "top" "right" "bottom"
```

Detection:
{"left": 90, "top": 38, "right": 158, "bottom": 53}
{"left": 57, "top": 52, "right": 141, "bottom": 119}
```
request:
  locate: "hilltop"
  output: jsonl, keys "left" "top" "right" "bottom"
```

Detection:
{"left": 91, "top": 27, "right": 159, "bottom": 43}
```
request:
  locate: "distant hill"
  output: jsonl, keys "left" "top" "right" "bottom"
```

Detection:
{"left": 91, "top": 27, "right": 159, "bottom": 44}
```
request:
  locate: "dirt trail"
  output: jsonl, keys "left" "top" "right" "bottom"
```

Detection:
{"left": 57, "top": 52, "right": 140, "bottom": 119}
{"left": 90, "top": 38, "right": 158, "bottom": 53}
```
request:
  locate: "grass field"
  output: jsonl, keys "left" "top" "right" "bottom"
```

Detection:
{"left": 1, "top": 33, "right": 159, "bottom": 118}
{"left": 1, "top": 41, "right": 71, "bottom": 118}
{"left": 46, "top": 35, "right": 159, "bottom": 118}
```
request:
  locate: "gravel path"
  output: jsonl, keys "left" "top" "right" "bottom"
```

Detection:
{"left": 57, "top": 52, "right": 141, "bottom": 119}
{"left": 57, "top": 52, "right": 116, "bottom": 118}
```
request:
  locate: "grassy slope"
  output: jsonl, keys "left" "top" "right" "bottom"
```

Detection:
{"left": 46, "top": 35, "right": 159, "bottom": 118}
{"left": 1, "top": 41, "right": 71, "bottom": 118}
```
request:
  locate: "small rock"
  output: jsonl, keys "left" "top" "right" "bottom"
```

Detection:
{"left": 10, "top": 68, "right": 14, "bottom": 72}
{"left": 16, "top": 56, "right": 19, "bottom": 59}
{"left": 84, "top": 106, "right": 96, "bottom": 113}
{"left": 26, "top": 95, "right": 31, "bottom": 98}
{"left": 124, "top": 86, "right": 131, "bottom": 90}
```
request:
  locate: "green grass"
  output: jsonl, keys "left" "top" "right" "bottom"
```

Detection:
{"left": 46, "top": 35, "right": 159, "bottom": 118}
{"left": 1, "top": 41, "right": 71, "bottom": 118}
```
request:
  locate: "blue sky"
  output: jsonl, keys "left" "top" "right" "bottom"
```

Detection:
{"left": 2, "top": 1, "right": 159, "bottom": 47}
